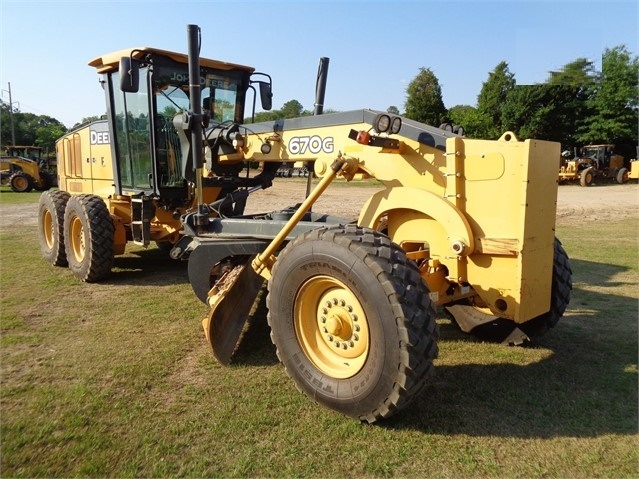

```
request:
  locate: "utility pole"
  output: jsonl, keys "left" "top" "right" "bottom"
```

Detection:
{"left": 1, "top": 82, "right": 17, "bottom": 147}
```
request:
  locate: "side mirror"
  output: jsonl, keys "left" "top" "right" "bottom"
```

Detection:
{"left": 259, "top": 81, "right": 272, "bottom": 111}
{"left": 119, "top": 57, "right": 139, "bottom": 93}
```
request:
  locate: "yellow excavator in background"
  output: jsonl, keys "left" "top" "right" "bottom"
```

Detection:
{"left": 39, "top": 24, "right": 572, "bottom": 424}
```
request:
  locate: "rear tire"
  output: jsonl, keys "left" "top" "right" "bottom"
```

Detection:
{"left": 267, "top": 224, "right": 438, "bottom": 423}
{"left": 38, "top": 190, "right": 70, "bottom": 267}
{"left": 9, "top": 171, "right": 34, "bottom": 192}
{"left": 63, "top": 194, "right": 115, "bottom": 282}
{"left": 616, "top": 167, "right": 628, "bottom": 184}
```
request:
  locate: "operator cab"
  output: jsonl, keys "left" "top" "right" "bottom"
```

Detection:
{"left": 89, "top": 47, "right": 272, "bottom": 205}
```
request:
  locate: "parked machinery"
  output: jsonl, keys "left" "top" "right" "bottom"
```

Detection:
{"left": 38, "top": 42, "right": 274, "bottom": 281}
{"left": 41, "top": 25, "right": 572, "bottom": 424}
{"left": 1, "top": 145, "right": 53, "bottom": 192}
{"left": 559, "top": 144, "right": 629, "bottom": 186}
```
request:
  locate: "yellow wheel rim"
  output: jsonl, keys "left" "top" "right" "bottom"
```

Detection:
{"left": 13, "top": 177, "right": 27, "bottom": 190}
{"left": 294, "top": 275, "right": 369, "bottom": 379}
{"left": 69, "top": 215, "right": 86, "bottom": 263}
{"left": 43, "top": 209, "right": 54, "bottom": 249}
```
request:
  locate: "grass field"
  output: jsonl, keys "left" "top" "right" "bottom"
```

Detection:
{"left": 1, "top": 189, "right": 637, "bottom": 478}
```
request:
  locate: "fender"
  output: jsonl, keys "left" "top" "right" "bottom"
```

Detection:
{"left": 358, "top": 186, "right": 475, "bottom": 256}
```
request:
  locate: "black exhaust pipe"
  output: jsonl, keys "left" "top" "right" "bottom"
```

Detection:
{"left": 306, "top": 57, "right": 330, "bottom": 197}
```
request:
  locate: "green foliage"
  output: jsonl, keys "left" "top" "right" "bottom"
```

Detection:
{"left": 475, "top": 61, "right": 516, "bottom": 139}
{"left": 577, "top": 45, "right": 639, "bottom": 150}
{"left": 0, "top": 102, "right": 67, "bottom": 155}
{"left": 447, "top": 105, "right": 488, "bottom": 139}
{"left": 246, "top": 99, "right": 338, "bottom": 123}
{"left": 387, "top": 105, "right": 400, "bottom": 115}
{"left": 404, "top": 67, "right": 447, "bottom": 126}
{"left": 502, "top": 84, "right": 586, "bottom": 144}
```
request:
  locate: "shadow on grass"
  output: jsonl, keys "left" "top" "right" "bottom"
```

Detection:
{"left": 230, "top": 257, "right": 638, "bottom": 438}
{"left": 103, "top": 247, "right": 190, "bottom": 286}
{"left": 95, "top": 243, "right": 637, "bottom": 439}
{"left": 391, "top": 256, "right": 637, "bottom": 437}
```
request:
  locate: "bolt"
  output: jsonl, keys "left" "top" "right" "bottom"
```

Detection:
{"left": 332, "top": 298, "right": 338, "bottom": 305}
{"left": 354, "top": 325, "right": 360, "bottom": 332}
{"left": 320, "top": 316, "right": 326, "bottom": 323}
{"left": 327, "top": 335, "right": 333, "bottom": 341}
{"left": 334, "top": 341, "right": 340, "bottom": 348}
{"left": 322, "top": 327, "right": 328, "bottom": 333}
{"left": 342, "top": 343, "right": 348, "bottom": 350}
{"left": 352, "top": 314, "right": 358, "bottom": 322}
{"left": 349, "top": 341, "right": 354, "bottom": 347}
{"left": 353, "top": 334, "right": 359, "bottom": 341}
{"left": 340, "top": 299, "right": 346, "bottom": 306}
{"left": 325, "top": 301, "right": 332, "bottom": 308}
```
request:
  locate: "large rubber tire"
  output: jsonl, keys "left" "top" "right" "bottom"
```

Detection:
{"left": 34, "top": 173, "right": 52, "bottom": 191}
{"left": 580, "top": 168, "right": 593, "bottom": 187}
{"left": 38, "top": 190, "right": 71, "bottom": 267}
{"left": 616, "top": 167, "right": 628, "bottom": 184}
{"left": 9, "top": 171, "right": 34, "bottom": 192}
{"left": 63, "top": 194, "right": 115, "bottom": 282}
{"left": 266, "top": 224, "right": 439, "bottom": 423}
{"left": 519, "top": 238, "right": 572, "bottom": 338}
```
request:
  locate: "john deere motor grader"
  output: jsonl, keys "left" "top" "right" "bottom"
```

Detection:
{"left": 38, "top": 38, "right": 275, "bottom": 281}
{"left": 41, "top": 25, "right": 572, "bottom": 424}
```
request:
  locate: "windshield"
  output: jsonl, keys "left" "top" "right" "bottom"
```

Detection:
{"left": 110, "top": 55, "right": 250, "bottom": 194}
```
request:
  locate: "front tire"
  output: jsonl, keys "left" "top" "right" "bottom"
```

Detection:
{"left": 267, "top": 225, "right": 438, "bottom": 423}
{"left": 38, "top": 190, "right": 71, "bottom": 267}
{"left": 580, "top": 168, "right": 593, "bottom": 187}
{"left": 63, "top": 194, "right": 114, "bottom": 282}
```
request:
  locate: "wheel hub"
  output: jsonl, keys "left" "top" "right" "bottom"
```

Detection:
{"left": 295, "top": 276, "right": 369, "bottom": 378}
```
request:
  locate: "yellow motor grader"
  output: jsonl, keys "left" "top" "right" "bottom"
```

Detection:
{"left": 558, "top": 144, "right": 630, "bottom": 186}
{"left": 40, "top": 25, "right": 572, "bottom": 424}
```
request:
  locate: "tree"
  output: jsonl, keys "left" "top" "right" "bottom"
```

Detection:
{"left": 387, "top": 105, "right": 400, "bottom": 115}
{"left": 447, "top": 104, "right": 485, "bottom": 138}
{"left": 403, "top": 68, "right": 447, "bottom": 126}
{"left": 0, "top": 104, "right": 67, "bottom": 155}
{"left": 545, "top": 58, "right": 597, "bottom": 148}
{"left": 577, "top": 45, "right": 639, "bottom": 152}
{"left": 502, "top": 84, "right": 574, "bottom": 142}
{"left": 280, "top": 99, "right": 304, "bottom": 119}
{"left": 476, "top": 61, "right": 516, "bottom": 139}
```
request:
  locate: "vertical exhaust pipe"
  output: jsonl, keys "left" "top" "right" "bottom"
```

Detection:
{"left": 306, "top": 57, "right": 330, "bottom": 197}
{"left": 186, "top": 24, "right": 207, "bottom": 225}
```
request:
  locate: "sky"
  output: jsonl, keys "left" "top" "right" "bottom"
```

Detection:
{"left": 0, "top": 0, "right": 637, "bottom": 129}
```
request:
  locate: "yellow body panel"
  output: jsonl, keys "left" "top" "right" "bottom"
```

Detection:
{"left": 239, "top": 113, "right": 560, "bottom": 324}
{"left": 88, "top": 46, "right": 255, "bottom": 75}
{"left": 55, "top": 121, "right": 194, "bottom": 251}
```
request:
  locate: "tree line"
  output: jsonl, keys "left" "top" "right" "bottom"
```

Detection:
{"left": 2, "top": 44, "right": 636, "bottom": 160}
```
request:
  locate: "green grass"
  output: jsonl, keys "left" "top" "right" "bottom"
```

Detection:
{"left": 1, "top": 196, "right": 637, "bottom": 478}
{"left": 0, "top": 187, "right": 45, "bottom": 205}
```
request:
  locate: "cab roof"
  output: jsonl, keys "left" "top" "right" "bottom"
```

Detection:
{"left": 88, "top": 47, "right": 256, "bottom": 74}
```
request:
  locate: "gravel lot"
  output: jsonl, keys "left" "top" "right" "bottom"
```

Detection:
{"left": 1, "top": 181, "right": 637, "bottom": 229}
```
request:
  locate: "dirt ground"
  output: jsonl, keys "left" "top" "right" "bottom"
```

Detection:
{"left": 1, "top": 181, "right": 637, "bottom": 228}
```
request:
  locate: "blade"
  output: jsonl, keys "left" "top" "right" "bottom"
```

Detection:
{"left": 202, "top": 260, "right": 265, "bottom": 365}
